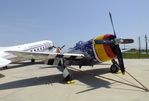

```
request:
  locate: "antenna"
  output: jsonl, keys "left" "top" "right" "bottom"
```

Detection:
{"left": 138, "top": 36, "right": 141, "bottom": 58}
{"left": 145, "top": 34, "right": 148, "bottom": 54}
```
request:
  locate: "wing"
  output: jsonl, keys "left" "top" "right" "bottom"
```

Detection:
{"left": 6, "top": 51, "right": 84, "bottom": 61}
{"left": 0, "top": 57, "right": 11, "bottom": 68}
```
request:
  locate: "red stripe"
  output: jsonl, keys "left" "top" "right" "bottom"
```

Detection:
{"left": 103, "top": 34, "right": 116, "bottom": 59}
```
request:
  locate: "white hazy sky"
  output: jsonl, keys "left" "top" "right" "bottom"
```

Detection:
{"left": 0, "top": 0, "right": 148, "bottom": 49}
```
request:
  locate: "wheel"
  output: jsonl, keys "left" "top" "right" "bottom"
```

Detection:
{"left": 58, "top": 60, "right": 62, "bottom": 66}
{"left": 47, "top": 59, "right": 54, "bottom": 65}
{"left": 31, "top": 59, "right": 35, "bottom": 63}
{"left": 110, "top": 64, "right": 119, "bottom": 73}
{"left": 64, "top": 75, "right": 72, "bottom": 82}
{"left": 3, "top": 66, "right": 8, "bottom": 69}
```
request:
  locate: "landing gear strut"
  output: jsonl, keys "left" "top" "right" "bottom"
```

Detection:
{"left": 56, "top": 59, "right": 75, "bottom": 84}
{"left": 110, "top": 59, "right": 120, "bottom": 73}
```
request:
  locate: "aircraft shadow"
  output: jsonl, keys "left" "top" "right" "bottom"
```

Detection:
{"left": 0, "top": 74, "right": 5, "bottom": 78}
{"left": 0, "top": 68, "right": 111, "bottom": 91}
{"left": 0, "top": 74, "right": 63, "bottom": 90}
{"left": 39, "top": 65, "right": 59, "bottom": 69}
{"left": 0, "top": 61, "right": 45, "bottom": 70}
{"left": 71, "top": 68, "right": 111, "bottom": 93}
{"left": 0, "top": 67, "right": 144, "bottom": 93}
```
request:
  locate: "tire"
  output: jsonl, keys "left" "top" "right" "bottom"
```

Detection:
{"left": 3, "top": 66, "right": 8, "bottom": 69}
{"left": 31, "top": 59, "right": 35, "bottom": 63}
{"left": 110, "top": 64, "right": 119, "bottom": 73}
{"left": 47, "top": 59, "right": 54, "bottom": 65}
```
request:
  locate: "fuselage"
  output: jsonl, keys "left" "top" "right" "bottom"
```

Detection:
{"left": 68, "top": 34, "right": 117, "bottom": 66}
{"left": 0, "top": 40, "right": 53, "bottom": 62}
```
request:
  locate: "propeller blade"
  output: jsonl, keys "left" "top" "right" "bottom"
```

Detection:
{"left": 114, "top": 45, "right": 125, "bottom": 74}
{"left": 52, "top": 45, "right": 65, "bottom": 50}
{"left": 94, "top": 40, "right": 113, "bottom": 44}
{"left": 53, "top": 46, "right": 56, "bottom": 48}
{"left": 118, "top": 39, "right": 134, "bottom": 44}
{"left": 109, "top": 12, "right": 116, "bottom": 37}
{"left": 94, "top": 38, "right": 134, "bottom": 45}
{"left": 61, "top": 45, "right": 65, "bottom": 49}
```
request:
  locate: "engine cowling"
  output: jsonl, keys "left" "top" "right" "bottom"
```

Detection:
{"left": 93, "top": 34, "right": 116, "bottom": 62}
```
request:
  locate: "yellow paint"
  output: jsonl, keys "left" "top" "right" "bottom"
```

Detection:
{"left": 93, "top": 35, "right": 112, "bottom": 62}
{"left": 67, "top": 80, "right": 76, "bottom": 84}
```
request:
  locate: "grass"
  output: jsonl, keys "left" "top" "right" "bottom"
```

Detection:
{"left": 123, "top": 51, "right": 149, "bottom": 59}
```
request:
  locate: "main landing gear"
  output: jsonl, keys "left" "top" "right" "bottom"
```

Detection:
{"left": 2, "top": 66, "right": 8, "bottom": 70}
{"left": 62, "top": 67, "right": 75, "bottom": 84}
{"left": 110, "top": 59, "right": 120, "bottom": 73}
{"left": 55, "top": 59, "right": 75, "bottom": 84}
{"left": 31, "top": 59, "right": 35, "bottom": 63}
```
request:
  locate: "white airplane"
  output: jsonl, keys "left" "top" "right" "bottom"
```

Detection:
{"left": 0, "top": 40, "right": 57, "bottom": 68}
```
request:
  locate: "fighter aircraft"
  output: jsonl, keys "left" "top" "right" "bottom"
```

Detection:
{"left": 46, "top": 12, "right": 134, "bottom": 83}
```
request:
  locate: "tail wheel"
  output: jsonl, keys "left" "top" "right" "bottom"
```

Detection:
{"left": 110, "top": 64, "right": 119, "bottom": 73}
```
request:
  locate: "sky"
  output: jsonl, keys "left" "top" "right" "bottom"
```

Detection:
{"left": 0, "top": 0, "right": 148, "bottom": 50}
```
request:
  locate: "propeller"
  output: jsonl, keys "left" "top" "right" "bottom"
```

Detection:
{"left": 48, "top": 45, "right": 65, "bottom": 53}
{"left": 53, "top": 45, "right": 65, "bottom": 53}
{"left": 53, "top": 45, "right": 65, "bottom": 50}
{"left": 94, "top": 12, "right": 132, "bottom": 74}
{"left": 109, "top": 12, "right": 125, "bottom": 74}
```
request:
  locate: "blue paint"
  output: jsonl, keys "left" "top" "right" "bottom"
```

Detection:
{"left": 73, "top": 39, "right": 95, "bottom": 59}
